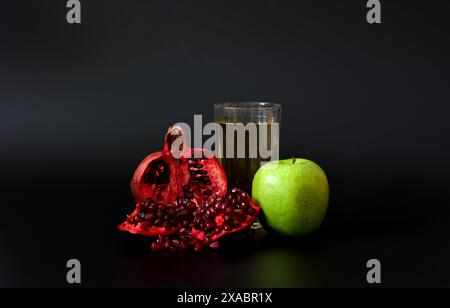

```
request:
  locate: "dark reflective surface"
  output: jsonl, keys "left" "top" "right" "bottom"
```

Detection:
{"left": 1, "top": 168, "right": 449, "bottom": 287}
{"left": 1, "top": 0, "right": 450, "bottom": 287}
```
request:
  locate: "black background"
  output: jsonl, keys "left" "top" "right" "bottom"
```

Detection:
{"left": 1, "top": 0, "right": 449, "bottom": 287}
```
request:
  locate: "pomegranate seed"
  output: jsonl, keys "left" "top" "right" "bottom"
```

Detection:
{"left": 179, "top": 242, "right": 189, "bottom": 252}
{"left": 230, "top": 219, "right": 241, "bottom": 227}
{"left": 177, "top": 209, "right": 190, "bottom": 218}
{"left": 210, "top": 241, "right": 220, "bottom": 249}
{"left": 240, "top": 192, "right": 248, "bottom": 200}
{"left": 169, "top": 246, "right": 177, "bottom": 252}
{"left": 163, "top": 240, "right": 172, "bottom": 250}
{"left": 167, "top": 207, "right": 176, "bottom": 216}
{"left": 156, "top": 209, "right": 164, "bottom": 218}
{"left": 151, "top": 242, "right": 162, "bottom": 251}
{"left": 194, "top": 242, "right": 203, "bottom": 252}
{"left": 205, "top": 210, "right": 212, "bottom": 218}
{"left": 172, "top": 238, "right": 180, "bottom": 247}
{"left": 206, "top": 221, "right": 215, "bottom": 229}
{"left": 234, "top": 209, "right": 244, "bottom": 216}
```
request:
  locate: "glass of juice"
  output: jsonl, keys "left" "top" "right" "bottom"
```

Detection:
{"left": 214, "top": 102, "right": 282, "bottom": 194}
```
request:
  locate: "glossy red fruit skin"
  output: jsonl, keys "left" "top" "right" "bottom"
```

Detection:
{"left": 130, "top": 126, "right": 227, "bottom": 204}
{"left": 118, "top": 204, "right": 178, "bottom": 237}
{"left": 130, "top": 151, "right": 177, "bottom": 204}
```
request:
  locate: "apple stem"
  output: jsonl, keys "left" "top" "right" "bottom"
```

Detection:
{"left": 292, "top": 157, "right": 296, "bottom": 164}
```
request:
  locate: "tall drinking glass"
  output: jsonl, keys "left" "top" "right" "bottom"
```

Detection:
{"left": 214, "top": 102, "right": 282, "bottom": 194}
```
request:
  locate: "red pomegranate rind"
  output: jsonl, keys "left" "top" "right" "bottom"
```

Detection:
{"left": 119, "top": 198, "right": 184, "bottom": 236}
{"left": 130, "top": 127, "right": 227, "bottom": 204}
{"left": 130, "top": 152, "right": 179, "bottom": 204}
{"left": 118, "top": 207, "right": 177, "bottom": 237}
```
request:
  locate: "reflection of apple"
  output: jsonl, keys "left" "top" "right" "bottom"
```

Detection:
{"left": 252, "top": 158, "right": 329, "bottom": 236}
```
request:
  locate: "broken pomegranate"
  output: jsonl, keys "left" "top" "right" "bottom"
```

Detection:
{"left": 130, "top": 126, "right": 227, "bottom": 204}
{"left": 119, "top": 126, "right": 261, "bottom": 252}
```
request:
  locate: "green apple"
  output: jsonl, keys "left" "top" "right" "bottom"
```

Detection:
{"left": 252, "top": 158, "right": 329, "bottom": 236}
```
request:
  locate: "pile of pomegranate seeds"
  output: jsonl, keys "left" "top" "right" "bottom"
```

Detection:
{"left": 121, "top": 188, "right": 260, "bottom": 252}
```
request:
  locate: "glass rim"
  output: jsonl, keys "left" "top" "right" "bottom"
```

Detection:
{"left": 214, "top": 102, "right": 281, "bottom": 110}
